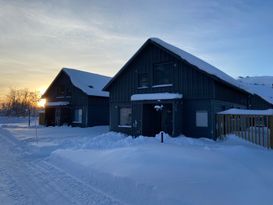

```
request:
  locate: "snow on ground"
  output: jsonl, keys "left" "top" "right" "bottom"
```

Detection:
{"left": 1, "top": 117, "right": 273, "bottom": 205}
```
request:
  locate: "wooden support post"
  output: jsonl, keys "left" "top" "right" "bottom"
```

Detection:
{"left": 254, "top": 117, "right": 257, "bottom": 145}
{"left": 224, "top": 115, "right": 228, "bottom": 135}
{"left": 219, "top": 115, "right": 222, "bottom": 138}
{"left": 246, "top": 115, "right": 250, "bottom": 141}
{"left": 262, "top": 116, "right": 265, "bottom": 147}
{"left": 266, "top": 116, "right": 269, "bottom": 148}
{"left": 251, "top": 117, "right": 254, "bottom": 144}
{"left": 239, "top": 115, "right": 242, "bottom": 138}
{"left": 242, "top": 115, "right": 245, "bottom": 140}
{"left": 258, "top": 116, "right": 261, "bottom": 145}
{"left": 270, "top": 116, "right": 273, "bottom": 149}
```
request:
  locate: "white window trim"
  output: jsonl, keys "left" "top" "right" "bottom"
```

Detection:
{"left": 119, "top": 107, "right": 132, "bottom": 127}
{"left": 196, "top": 110, "right": 208, "bottom": 127}
{"left": 152, "top": 84, "right": 173, "bottom": 88}
{"left": 118, "top": 125, "right": 132, "bottom": 128}
{"left": 74, "top": 108, "right": 83, "bottom": 123}
{"left": 137, "top": 86, "right": 149, "bottom": 89}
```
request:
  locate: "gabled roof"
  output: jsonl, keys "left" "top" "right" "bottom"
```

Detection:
{"left": 43, "top": 68, "right": 111, "bottom": 98}
{"left": 103, "top": 38, "right": 250, "bottom": 95}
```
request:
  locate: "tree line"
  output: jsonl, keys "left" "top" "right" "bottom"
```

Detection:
{"left": 0, "top": 88, "right": 40, "bottom": 117}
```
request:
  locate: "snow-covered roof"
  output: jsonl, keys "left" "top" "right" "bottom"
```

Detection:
{"left": 218, "top": 108, "right": 273, "bottom": 116}
{"left": 237, "top": 76, "right": 273, "bottom": 105}
{"left": 150, "top": 38, "right": 250, "bottom": 93}
{"left": 131, "top": 93, "right": 183, "bottom": 101}
{"left": 46, "top": 101, "right": 70, "bottom": 106}
{"left": 63, "top": 68, "right": 110, "bottom": 97}
{"left": 238, "top": 76, "right": 273, "bottom": 87}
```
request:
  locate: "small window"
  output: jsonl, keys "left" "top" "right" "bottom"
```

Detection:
{"left": 196, "top": 111, "right": 208, "bottom": 127}
{"left": 153, "top": 62, "right": 173, "bottom": 85}
{"left": 57, "top": 86, "right": 65, "bottom": 96}
{"left": 138, "top": 73, "right": 149, "bottom": 88}
{"left": 119, "top": 107, "right": 132, "bottom": 127}
{"left": 66, "top": 88, "right": 72, "bottom": 96}
{"left": 74, "top": 109, "right": 83, "bottom": 123}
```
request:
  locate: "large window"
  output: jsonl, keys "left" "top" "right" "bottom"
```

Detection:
{"left": 74, "top": 109, "right": 83, "bottom": 123}
{"left": 196, "top": 111, "right": 208, "bottom": 127}
{"left": 119, "top": 107, "right": 132, "bottom": 127}
{"left": 138, "top": 73, "right": 149, "bottom": 88}
{"left": 153, "top": 62, "right": 173, "bottom": 85}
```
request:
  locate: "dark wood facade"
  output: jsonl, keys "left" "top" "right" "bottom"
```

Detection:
{"left": 104, "top": 39, "right": 272, "bottom": 139}
{"left": 43, "top": 70, "right": 109, "bottom": 127}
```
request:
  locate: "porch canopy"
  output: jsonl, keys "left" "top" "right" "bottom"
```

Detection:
{"left": 218, "top": 108, "right": 273, "bottom": 116}
{"left": 131, "top": 92, "right": 183, "bottom": 101}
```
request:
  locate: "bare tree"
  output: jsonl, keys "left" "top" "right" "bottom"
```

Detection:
{"left": 0, "top": 88, "right": 40, "bottom": 117}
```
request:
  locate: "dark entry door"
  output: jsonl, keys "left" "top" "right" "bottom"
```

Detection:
{"left": 55, "top": 108, "right": 61, "bottom": 126}
{"left": 161, "top": 104, "right": 173, "bottom": 135}
{"left": 142, "top": 103, "right": 173, "bottom": 136}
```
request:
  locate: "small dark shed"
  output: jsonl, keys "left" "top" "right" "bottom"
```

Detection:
{"left": 103, "top": 38, "right": 272, "bottom": 139}
{"left": 42, "top": 68, "right": 110, "bottom": 127}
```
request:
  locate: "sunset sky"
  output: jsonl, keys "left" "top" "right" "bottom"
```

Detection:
{"left": 1, "top": 0, "right": 273, "bottom": 101}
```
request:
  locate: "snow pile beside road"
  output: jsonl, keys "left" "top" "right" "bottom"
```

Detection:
{"left": 2, "top": 118, "right": 273, "bottom": 205}
{"left": 49, "top": 132, "right": 273, "bottom": 205}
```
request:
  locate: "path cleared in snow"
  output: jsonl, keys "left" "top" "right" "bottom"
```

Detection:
{"left": 0, "top": 127, "right": 123, "bottom": 205}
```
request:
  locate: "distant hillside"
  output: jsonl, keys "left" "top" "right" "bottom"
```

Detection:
{"left": 238, "top": 76, "right": 273, "bottom": 87}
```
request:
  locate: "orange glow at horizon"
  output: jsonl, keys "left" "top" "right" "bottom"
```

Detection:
{"left": 37, "top": 98, "right": 46, "bottom": 108}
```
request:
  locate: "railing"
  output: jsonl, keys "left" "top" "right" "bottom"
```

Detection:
{"left": 217, "top": 114, "right": 273, "bottom": 149}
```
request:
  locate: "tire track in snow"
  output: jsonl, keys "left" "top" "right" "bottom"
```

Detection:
{"left": 0, "top": 128, "right": 124, "bottom": 205}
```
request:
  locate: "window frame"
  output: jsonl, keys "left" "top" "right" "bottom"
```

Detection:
{"left": 118, "top": 106, "right": 132, "bottom": 128}
{"left": 56, "top": 85, "right": 65, "bottom": 97}
{"left": 152, "top": 62, "right": 173, "bottom": 86}
{"left": 196, "top": 110, "right": 208, "bottom": 127}
{"left": 137, "top": 73, "right": 149, "bottom": 89}
{"left": 74, "top": 108, "right": 83, "bottom": 123}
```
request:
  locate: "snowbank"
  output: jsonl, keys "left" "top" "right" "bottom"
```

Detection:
{"left": 2, "top": 117, "right": 273, "bottom": 205}
{"left": 49, "top": 133, "right": 273, "bottom": 205}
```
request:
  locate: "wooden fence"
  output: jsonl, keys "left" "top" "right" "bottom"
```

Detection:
{"left": 217, "top": 114, "right": 273, "bottom": 149}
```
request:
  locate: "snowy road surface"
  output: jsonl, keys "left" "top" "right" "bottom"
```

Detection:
{"left": 0, "top": 128, "right": 123, "bottom": 205}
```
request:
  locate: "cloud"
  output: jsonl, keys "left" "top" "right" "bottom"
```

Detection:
{"left": 0, "top": 0, "right": 273, "bottom": 99}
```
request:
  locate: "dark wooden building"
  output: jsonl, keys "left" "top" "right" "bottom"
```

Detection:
{"left": 103, "top": 38, "right": 273, "bottom": 139}
{"left": 42, "top": 68, "right": 110, "bottom": 127}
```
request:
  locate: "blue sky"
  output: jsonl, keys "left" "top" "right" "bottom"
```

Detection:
{"left": 0, "top": 0, "right": 273, "bottom": 99}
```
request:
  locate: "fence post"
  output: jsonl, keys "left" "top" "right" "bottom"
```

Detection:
{"left": 270, "top": 116, "right": 273, "bottom": 149}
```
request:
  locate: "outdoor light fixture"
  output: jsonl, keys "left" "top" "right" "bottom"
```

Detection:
{"left": 154, "top": 104, "right": 164, "bottom": 112}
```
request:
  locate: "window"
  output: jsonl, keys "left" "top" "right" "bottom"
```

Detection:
{"left": 66, "top": 88, "right": 72, "bottom": 97}
{"left": 138, "top": 73, "right": 149, "bottom": 88}
{"left": 119, "top": 107, "right": 132, "bottom": 127}
{"left": 153, "top": 62, "right": 173, "bottom": 85}
{"left": 74, "top": 109, "right": 83, "bottom": 123}
{"left": 196, "top": 111, "right": 208, "bottom": 127}
{"left": 57, "top": 86, "right": 65, "bottom": 97}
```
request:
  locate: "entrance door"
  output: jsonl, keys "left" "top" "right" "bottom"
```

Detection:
{"left": 142, "top": 103, "right": 173, "bottom": 136}
{"left": 55, "top": 108, "right": 61, "bottom": 126}
{"left": 161, "top": 104, "right": 173, "bottom": 135}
